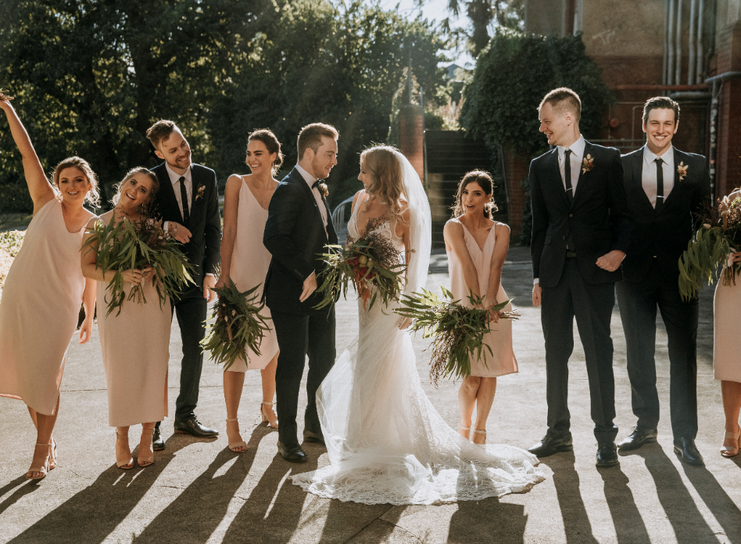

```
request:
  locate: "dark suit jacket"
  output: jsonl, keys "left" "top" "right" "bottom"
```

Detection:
{"left": 530, "top": 140, "right": 631, "bottom": 287}
{"left": 263, "top": 167, "right": 338, "bottom": 315}
{"left": 151, "top": 162, "right": 222, "bottom": 291}
{"left": 620, "top": 146, "right": 711, "bottom": 283}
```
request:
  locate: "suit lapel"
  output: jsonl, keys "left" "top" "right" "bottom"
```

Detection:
{"left": 546, "top": 149, "right": 571, "bottom": 209}
{"left": 291, "top": 168, "right": 328, "bottom": 239}
{"left": 189, "top": 165, "right": 204, "bottom": 225}
{"left": 571, "top": 142, "right": 593, "bottom": 208}
{"left": 632, "top": 147, "right": 655, "bottom": 214}
{"left": 155, "top": 165, "right": 182, "bottom": 221}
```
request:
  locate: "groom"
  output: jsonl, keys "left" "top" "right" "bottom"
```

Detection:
{"left": 263, "top": 122, "right": 339, "bottom": 462}
{"left": 147, "top": 120, "right": 222, "bottom": 449}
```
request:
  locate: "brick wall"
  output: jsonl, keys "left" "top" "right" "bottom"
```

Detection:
{"left": 398, "top": 105, "right": 425, "bottom": 183}
{"left": 503, "top": 148, "right": 531, "bottom": 240}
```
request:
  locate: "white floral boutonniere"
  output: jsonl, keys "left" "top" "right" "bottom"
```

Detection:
{"left": 581, "top": 154, "right": 595, "bottom": 175}
{"left": 319, "top": 182, "right": 329, "bottom": 198}
{"left": 195, "top": 184, "right": 206, "bottom": 201}
{"left": 677, "top": 162, "right": 688, "bottom": 182}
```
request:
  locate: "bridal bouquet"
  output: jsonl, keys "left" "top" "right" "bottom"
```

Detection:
{"left": 82, "top": 214, "right": 193, "bottom": 316}
{"left": 201, "top": 281, "right": 271, "bottom": 370}
{"left": 314, "top": 218, "right": 407, "bottom": 311}
{"left": 394, "top": 287, "right": 519, "bottom": 386}
{"left": 678, "top": 193, "right": 741, "bottom": 301}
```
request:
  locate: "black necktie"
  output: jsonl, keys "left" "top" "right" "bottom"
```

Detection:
{"left": 564, "top": 149, "right": 573, "bottom": 205}
{"left": 654, "top": 158, "right": 664, "bottom": 212}
{"left": 179, "top": 176, "right": 190, "bottom": 223}
{"left": 312, "top": 180, "right": 321, "bottom": 191}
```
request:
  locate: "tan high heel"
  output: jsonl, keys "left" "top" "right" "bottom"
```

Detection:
{"left": 458, "top": 425, "right": 471, "bottom": 440}
{"left": 26, "top": 443, "right": 51, "bottom": 480}
{"left": 138, "top": 428, "right": 155, "bottom": 467}
{"left": 116, "top": 430, "right": 134, "bottom": 470}
{"left": 48, "top": 438, "right": 58, "bottom": 471}
{"left": 721, "top": 429, "right": 741, "bottom": 457}
{"left": 472, "top": 429, "right": 487, "bottom": 445}
{"left": 226, "top": 418, "right": 247, "bottom": 453}
{"left": 261, "top": 402, "right": 278, "bottom": 429}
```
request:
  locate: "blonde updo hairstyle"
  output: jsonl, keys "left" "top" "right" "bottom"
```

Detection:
{"left": 451, "top": 170, "right": 498, "bottom": 220}
{"left": 112, "top": 167, "right": 160, "bottom": 216}
{"left": 360, "top": 145, "right": 406, "bottom": 223}
{"left": 52, "top": 156, "right": 101, "bottom": 208}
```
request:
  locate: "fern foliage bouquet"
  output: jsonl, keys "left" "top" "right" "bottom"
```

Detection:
{"left": 679, "top": 193, "right": 741, "bottom": 301}
{"left": 201, "top": 281, "right": 271, "bottom": 371}
{"left": 314, "top": 218, "right": 407, "bottom": 311}
{"left": 394, "top": 287, "right": 519, "bottom": 386}
{"left": 83, "top": 214, "right": 193, "bottom": 316}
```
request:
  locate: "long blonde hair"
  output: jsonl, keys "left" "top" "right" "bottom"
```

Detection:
{"left": 360, "top": 145, "right": 405, "bottom": 223}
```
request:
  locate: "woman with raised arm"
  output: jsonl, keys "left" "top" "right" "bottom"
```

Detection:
{"left": 215, "top": 129, "right": 282, "bottom": 452}
{"left": 0, "top": 93, "right": 98, "bottom": 480}
{"left": 81, "top": 168, "right": 170, "bottom": 469}
{"left": 443, "top": 170, "right": 518, "bottom": 445}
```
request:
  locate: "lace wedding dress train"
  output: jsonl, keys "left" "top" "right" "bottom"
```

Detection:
{"left": 291, "top": 151, "right": 544, "bottom": 505}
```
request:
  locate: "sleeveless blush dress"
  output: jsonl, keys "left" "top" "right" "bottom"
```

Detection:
{"left": 226, "top": 178, "right": 278, "bottom": 372}
{"left": 0, "top": 199, "right": 88, "bottom": 415}
{"left": 446, "top": 217, "right": 518, "bottom": 377}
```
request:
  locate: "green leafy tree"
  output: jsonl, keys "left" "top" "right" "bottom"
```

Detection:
{"left": 443, "top": 0, "right": 524, "bottom": 56}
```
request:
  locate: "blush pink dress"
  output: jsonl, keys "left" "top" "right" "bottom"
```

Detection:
{"left": 713, "top": 270, "right": 741, "bottom": 383}
{"left": 0, "top": 199, "right": 88, "bottom": 415}
{"left": 226, "top": 178, "right": 278, "bottom": 372}
{"left": 96, "top": 211, "right": 170, "bottom": 427}
{"left": 446, "top": 218, "right": 518, "bottom": 377}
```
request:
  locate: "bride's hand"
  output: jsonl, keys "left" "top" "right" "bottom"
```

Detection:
{"left": 396, "top": 316, "right": 412, "bottom": 330}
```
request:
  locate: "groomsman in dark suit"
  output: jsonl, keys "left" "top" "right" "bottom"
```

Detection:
{"left": 528, "top": 88, "right": 631, "bottom": 468}
{"left": 616, "top": 97, "right": 710, "bottom": 466}
{"left": 146, "top": 120, "right": 222, "bottom": 449}
{"left": 263, "top": 123, "right": 339, "bottom": 462}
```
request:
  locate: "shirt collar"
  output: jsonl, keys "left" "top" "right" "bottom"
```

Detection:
{"left": 295, "top": 163, "right": 317, "bottom": 187}
{"left": 559, "top": 135, "right": 585, "bottom": 160}
{"left": 643, "top": 145, "right": 674, "bottom": 167}
{"left": 165, "top": 162, "right": 192, "bottom": 185}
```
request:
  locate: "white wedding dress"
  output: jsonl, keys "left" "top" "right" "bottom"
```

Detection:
{"left": 291, "top": 151, "right": 544, "bottom": 505}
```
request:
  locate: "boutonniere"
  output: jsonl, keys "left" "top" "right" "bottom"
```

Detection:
{"left": 581, "top": 154, "right": 595, "bottom": 175}
{"left": 195, "top": 184, "right": 206, "bottom": 201}
{"left": 319, "top": 182, "right": 329, "bottom": 198}
{"left": 677, "top": 162, "right": 688, "bottom": 182}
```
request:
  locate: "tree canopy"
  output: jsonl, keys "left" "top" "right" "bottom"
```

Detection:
{"left": 0, "top": 0, "right": 446, "bottom": 211}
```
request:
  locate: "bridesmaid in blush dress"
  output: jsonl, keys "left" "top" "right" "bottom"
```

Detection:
{"left": 443, "top": 170, "right": 518, "bottom": 445}
{"left": 0, "top": 93, "right": 98, "bottom": 480}
{"left": 81, "top": 168, "right": 169, "bottom": 469}
{"left": 215, "top": 129, "right": 282, "bottom": 452}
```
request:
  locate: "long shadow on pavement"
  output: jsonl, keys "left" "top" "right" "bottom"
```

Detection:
{"left": 0, "top": 476, "right": 40, "bottom": 518}
{"left": 133, "top": 427, "right": 267, "bottom": 543}
{"left": 680, "top": 459, "right": 741, "bottom": 541}
{"left": 541, "top": 453, "right": 599, "bottom": 543}
{"left": 599, "top": 465, "right": 650, "bottom": 543}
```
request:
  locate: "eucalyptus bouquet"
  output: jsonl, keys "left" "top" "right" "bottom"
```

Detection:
{"left": 82, "top": 214, "right": 193, "bottom": 316}
{"left": 200, "top": 281, "right": 271, "bottom": 370}
{"left": 314, "top": 217, "right": 407, "bottom": 311}
{"left": 394, "top": 287, "right": 519, "bottom": 386}
{"left": 678, "top": 194, "right": 741, "bottom": 301}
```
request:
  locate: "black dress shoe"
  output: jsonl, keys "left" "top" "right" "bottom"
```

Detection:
{"left": 278, "top": 442, "right": 307, "bottom": 463}
{"left": 528, "top": 433, "right": 573, "bottom": 457}
{"left": 174, "top": 416, "right": 219, "bottom": 438}
{"left": 618, "top": 427, "right": 658, "bottom": 453}
{"left": 596, "top": 442, "right": 619, "bottom": 468}
{"left": 303, "top": 430, "right": 325, "bottom": 445}
{"left": 152, "top": 427, "right": 165, "bottom": 451}
{"left": 674, "top": 437, "right": 704, "bottom": 466}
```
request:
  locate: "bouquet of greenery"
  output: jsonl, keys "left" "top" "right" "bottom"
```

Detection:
{"left": 200, "top": 280, "right": 271, "bottom": 370}
{"left": 394, "top": 287, "right": 519, "bottom": 386}
{"left": 82, "top": 214, "right": 193, "bottom": 316}
{"left": 314, "top": 217, "right": 407, "bottom": 311}
{"left": 678, "top": 193, "right": 741, "bottom": 301}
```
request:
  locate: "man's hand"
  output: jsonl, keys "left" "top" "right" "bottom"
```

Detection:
{"left": 300, "top": 271, "right": 317, "bottom": 303}
{"left": 596, "top": 250, "right": 625, "bottom": 272}
{"left": 203, "top": 274, "right": 216, "bottom": 302}
{"left": 169, "top": 221, "right": 192, "bottom": 244}
{"left": 532, "top": 283, "right": 542, "bottom": 307}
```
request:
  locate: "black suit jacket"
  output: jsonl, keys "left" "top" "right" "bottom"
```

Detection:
{"left": 151, "top": 162, "right": 222, "bottom": 291}
{"left": 263, "top": 167, "right": 338, "bottom": 315}
{"left": 620, "top": 146, "right": 711, "bottom": 283}
{"left": 530, "top": 140, "right": 631, "bottom": 287}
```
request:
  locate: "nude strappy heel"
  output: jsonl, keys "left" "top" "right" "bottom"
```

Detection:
{"left": 473, "top": 429, "right": 487, "bottom": 445}
{"left": 261, "top": 402, "right": 278, "bottom": 429}
{"left": 26, "top": 443, "right": 51, "bottom": 480}
{"left": 138, "top": 428, "right": 155, "bottom": 467}
{"left": 721, "top": 429, "right": 741, "bottom": 458}
{"left": 458, "top": 425, "right": 471, "bottom": 440}
{"left": 115, "top": 430, "right": 134, "bottom": 470}
{"left": 226, "top": 418, "right": 247, "bottom": 453}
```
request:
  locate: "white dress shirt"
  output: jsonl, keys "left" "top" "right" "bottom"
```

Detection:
{"left": 165, "top": 163, "right": 193, "bottom": 222}
{"left": 295, "top": 163, "right": 328, "bottom": 230}
{"left": 642, "top": 145, "right": 675, "bottom": 208}
{"left": 558, "top": 135, "right": 586, "bottom": 195}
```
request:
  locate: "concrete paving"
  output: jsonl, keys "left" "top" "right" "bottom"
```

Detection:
{"left": 1, "top": 247, "right": 740, "bottom": 543}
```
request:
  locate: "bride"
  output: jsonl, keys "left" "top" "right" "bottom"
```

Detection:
{"left": 291, "top": 146, "right": 543, "bottom": 505}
